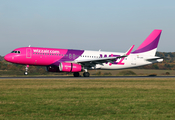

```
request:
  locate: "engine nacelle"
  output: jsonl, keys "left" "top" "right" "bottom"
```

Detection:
{"left": 59, "top": 62, "right": 82, "bottom": 72}
{"left": 46, "top": 65, "right": 60, "bottom": 72}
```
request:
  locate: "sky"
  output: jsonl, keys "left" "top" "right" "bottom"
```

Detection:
{"left": 0, "top": 0, "right": 175, "bottom": 56}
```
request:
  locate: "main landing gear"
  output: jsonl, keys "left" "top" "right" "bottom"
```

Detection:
{"left": 73, "top": 72, "right": 80, "bottom": 77}
{"left": 73, "top": 69, "right": 90, "bottom": 77}
{"left": 83, "top": 69, "right": 90, "bottom": 77}
{"left": 73, "top": 72, "right": 90, "bottom": 77}
{"left": 83, "top": 72, "right": 90, "bottom": 77}
{"left": 24, "top": 65, "right": 29, "bottom": 75}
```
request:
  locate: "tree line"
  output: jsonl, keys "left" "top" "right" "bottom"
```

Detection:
{"left": 0, "top": 51, "right": 175, "bottom": 75}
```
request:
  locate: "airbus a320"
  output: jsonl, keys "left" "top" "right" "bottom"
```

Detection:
{"left": 4, "top": 29, "right": 163, "bottom": 77}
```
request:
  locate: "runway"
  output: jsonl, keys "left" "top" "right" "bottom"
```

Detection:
{"left": 1, "top": 76, "right": 175, "bottom": 79}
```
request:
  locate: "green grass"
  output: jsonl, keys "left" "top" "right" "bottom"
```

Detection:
{"left": 0, "top": 78, "right": 175, "bottom": 119}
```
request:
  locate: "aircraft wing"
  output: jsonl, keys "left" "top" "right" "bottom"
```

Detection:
{"left": 75, "top": 45, "right": 135, "bottom": 67}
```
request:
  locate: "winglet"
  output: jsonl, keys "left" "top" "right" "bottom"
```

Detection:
{"left": 114, "top": 45, "right": 135, "bottom": 65}
{"left": 124, "top": 45, "right": 135, "bottom": 56}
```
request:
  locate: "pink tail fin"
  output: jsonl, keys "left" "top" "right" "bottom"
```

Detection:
{"left": 132, "top": 29, "right": 162, "bottom": 55}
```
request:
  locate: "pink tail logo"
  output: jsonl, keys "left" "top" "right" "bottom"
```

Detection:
{"left": 132, "top": 29, "right": 162, "bottom": 54}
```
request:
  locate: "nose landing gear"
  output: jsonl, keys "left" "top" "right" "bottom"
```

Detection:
{"left": 24, "top": 65, "right": 29, "bottom": 75}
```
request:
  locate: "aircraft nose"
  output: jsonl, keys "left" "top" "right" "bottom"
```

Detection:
{"left": 4, "top": 54, "right": 12, "bottom": 62}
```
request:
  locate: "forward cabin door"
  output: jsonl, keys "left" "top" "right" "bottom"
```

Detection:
{"left": 26, "top": 48, "right": 32, "bottom": 58}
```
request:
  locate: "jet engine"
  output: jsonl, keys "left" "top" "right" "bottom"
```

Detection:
{"left": 59, "top": 62, "right": 82, "bottom": 72}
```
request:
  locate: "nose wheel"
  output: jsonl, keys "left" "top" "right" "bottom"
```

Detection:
{"left": 24, "top": 65, "right": 29, "bottom": 75}
{"left": 24, "top": 71, "right": 28, "bottom": 75}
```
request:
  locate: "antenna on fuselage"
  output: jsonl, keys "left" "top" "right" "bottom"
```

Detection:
{"left": 99, "top": 49, "right": 101, "bottom": 52}
{"left": 28, "top": 45, "right": 31, "bottom": 47}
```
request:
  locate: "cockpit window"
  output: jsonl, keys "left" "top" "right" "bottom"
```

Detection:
{"left": 11, "top": 51, "right": 21, "bottom": 54}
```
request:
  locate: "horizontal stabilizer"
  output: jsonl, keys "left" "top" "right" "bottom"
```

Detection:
{"left": 145, "top": 57, "right": 163, "bottom": 63}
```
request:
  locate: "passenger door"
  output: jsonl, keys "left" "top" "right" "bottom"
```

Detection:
{"left": 26, "top": 48, "right": 32, "bottom": 58}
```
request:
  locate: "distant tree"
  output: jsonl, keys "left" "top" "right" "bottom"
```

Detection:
{"left": 103, "top": 72, "right": 112, "bottom": 76}
{"left": 165, "top": 72, "right": 170, "bottom": 75}
{"left": 0, "top": 56, "right": 3, "bottom": 61}
{"left": 151, "top": 64, "right": 159, "bottom": 69}
{"left": 118, "top": 70, "right": 136, "bottom": 75}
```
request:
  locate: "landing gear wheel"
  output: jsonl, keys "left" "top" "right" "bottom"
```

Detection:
{"left": 24, "top": 71, "right": 28, "bottom": 75}
{"left": 24, "top": 65, "right": 29, "bottom": 75}
{"left": 73, "top": 72, "right": 80, "bottom": 77}
{"left": 83, "top": 72, "right": 90, "bottom": 77}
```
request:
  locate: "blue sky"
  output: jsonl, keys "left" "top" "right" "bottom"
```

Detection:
{"left": 0, "top": 0, "right": 175, "bottom": 56}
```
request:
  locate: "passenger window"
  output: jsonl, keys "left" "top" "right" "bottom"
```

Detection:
{"left": 69, "top": 54, "right": 72, "bottom": 59}
{"left": 73, "top": 54, "right": 76, "bottom": 59}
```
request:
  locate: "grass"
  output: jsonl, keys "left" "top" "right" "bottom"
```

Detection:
{"left": 0, "top": 78, "right": 175, "bottom": 119}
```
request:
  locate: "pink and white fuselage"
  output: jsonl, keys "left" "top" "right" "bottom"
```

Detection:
{"left": 4, "top": 29, "right": 163, "bottom": 77}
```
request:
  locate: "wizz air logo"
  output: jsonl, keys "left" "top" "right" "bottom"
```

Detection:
{"left": 100, "top": 54, "right": 125, "bottom": 65}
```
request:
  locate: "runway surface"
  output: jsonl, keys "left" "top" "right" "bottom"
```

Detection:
{"left": 1, "top": 76, "right": 175, "bottom": 79}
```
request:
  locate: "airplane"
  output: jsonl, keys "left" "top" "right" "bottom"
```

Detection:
{"left": 4, "top": 29, "right": 163, "bottom": 77}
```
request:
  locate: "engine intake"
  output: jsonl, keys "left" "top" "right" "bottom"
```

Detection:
{"left": 59, "top": 62, "right": 82, "bottom": 72}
